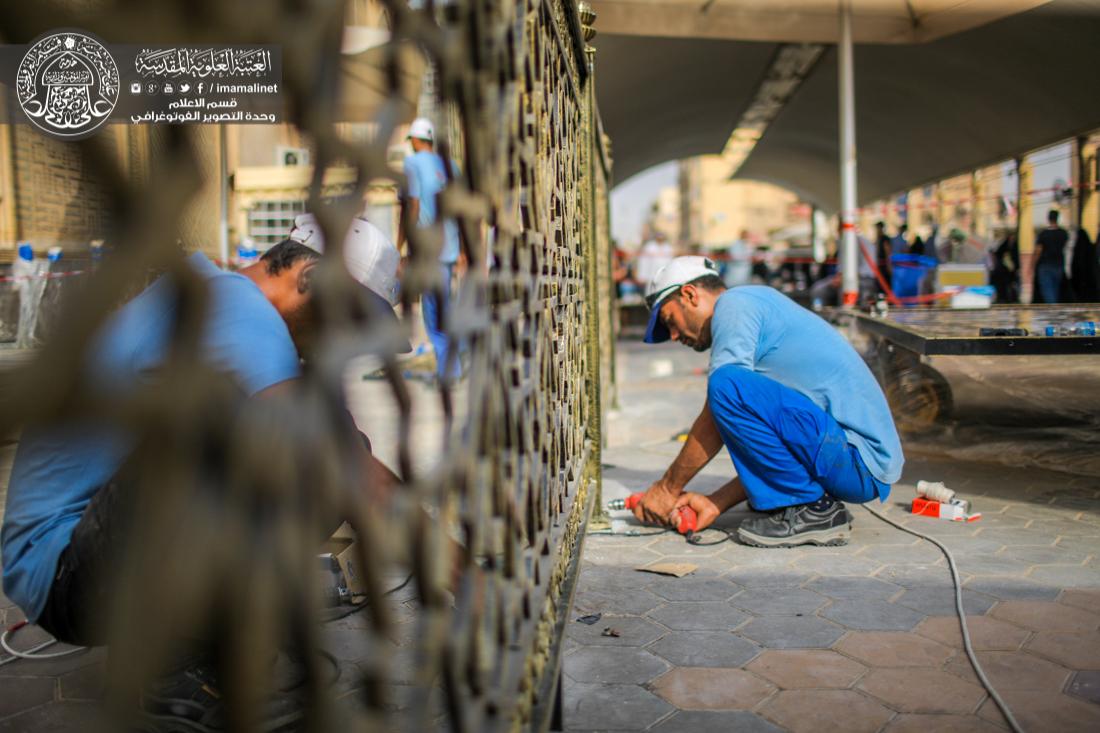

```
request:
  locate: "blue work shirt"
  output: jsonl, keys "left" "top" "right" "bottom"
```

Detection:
{"left": 1, "top": 253, "right": 301, "bottom": 621}
{"left": 403, "top": 151, "right": 461, "bottom": 264}
{"left": 708, "top": 286, "right": 904, "bottom": 485}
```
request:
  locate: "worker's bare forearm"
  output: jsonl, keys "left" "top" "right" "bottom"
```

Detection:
{"left": 709, "top": 476, "right": 747, "bottom": 513}
{"left": 660, "top": 401, "right": 724, "bottom": 492}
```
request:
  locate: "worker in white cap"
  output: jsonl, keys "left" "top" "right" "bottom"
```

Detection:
{"left": 630, "top": 256, "right": 903, "bottom": 548}
{"left": 398, "top": 117, "right": 465, "bottom": 382}
{"left": 286, "top": 212, "right": 411, "bottom": 355}
{"left": 287, "top": 212, "right": 401, "bottom": 306}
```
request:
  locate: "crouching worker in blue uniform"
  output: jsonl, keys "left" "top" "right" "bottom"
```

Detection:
{"left": 631, "top": 257, "right": 904, "bottom": 547}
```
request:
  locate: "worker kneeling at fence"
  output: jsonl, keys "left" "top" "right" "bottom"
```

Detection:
{"left": 1, "top": 215, "right": 408, "bottom": 728}
{"left": 631, "top": 256, "right": 904, "bottom": 547}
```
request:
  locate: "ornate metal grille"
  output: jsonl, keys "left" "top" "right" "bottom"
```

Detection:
{"left": 0, "top": 0, "right": 611, "bottom": 730}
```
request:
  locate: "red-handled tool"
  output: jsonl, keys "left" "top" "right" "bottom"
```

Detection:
{"left": 607, "top": 493, "right": 698, "bottom": 535}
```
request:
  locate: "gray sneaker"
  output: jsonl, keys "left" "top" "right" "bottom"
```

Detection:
{"left": 737, "top": 499, "right": 852, "bottom": 548}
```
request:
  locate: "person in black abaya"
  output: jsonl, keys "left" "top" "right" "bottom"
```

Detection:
{"left": 1070, "top": 227, "right": 1099, "bottom": 302}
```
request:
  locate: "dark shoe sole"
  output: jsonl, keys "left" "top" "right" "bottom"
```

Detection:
{"left": 737, "top": 524, "right": 851, "bottom": 548}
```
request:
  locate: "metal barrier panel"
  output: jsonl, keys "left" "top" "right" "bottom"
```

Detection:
{"left": 0, "top": 0, "right": 612, "bottom": 730}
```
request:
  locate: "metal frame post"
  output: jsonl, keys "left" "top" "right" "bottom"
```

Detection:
{"left": 838, "top": 0, "right": 859, "bottom": 305}
{"left": 218, "top": 124, "right": 230, "bottom": 266}
{"left": 1017, "top": 157, "right": 1034, "bottom": 304}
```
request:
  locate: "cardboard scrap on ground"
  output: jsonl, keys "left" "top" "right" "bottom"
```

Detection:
{"left": 635, "top": 562, "right": 697, "bottom": 578}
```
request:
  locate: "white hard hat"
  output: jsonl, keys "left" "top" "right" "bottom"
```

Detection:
{"left": 406, "top": 117, "right": 434, "bottom": 143}
{"left": 643, "top": 256, "right": 721, "bottom": 344}
{"left": 288, "top": 213, "right": 400, "bottom": 306}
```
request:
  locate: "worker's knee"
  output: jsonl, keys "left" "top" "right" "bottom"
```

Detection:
{"left": 707, "top": 364, "right": 773, "bottom": 415}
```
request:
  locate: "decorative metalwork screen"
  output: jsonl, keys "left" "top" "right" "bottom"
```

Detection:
{"left": 0, "top": 0, "right": 610, "bottom": 730}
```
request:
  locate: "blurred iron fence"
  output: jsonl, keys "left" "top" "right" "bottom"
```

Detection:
{"left": 0, "top": 0, "right": 612, "bottom": 730}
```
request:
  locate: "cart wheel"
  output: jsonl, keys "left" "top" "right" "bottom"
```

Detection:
{"left": 887, "top": 363, "right": 953, "bottom": 432}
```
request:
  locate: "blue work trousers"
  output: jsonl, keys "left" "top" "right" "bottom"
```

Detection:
{"left": 707, "top": 365, "right": 889, "bottom": 511}
{"left": 422, "top": 262, "right": 462, "bottom": 380}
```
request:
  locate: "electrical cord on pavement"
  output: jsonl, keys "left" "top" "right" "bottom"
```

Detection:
{"left": 0, "top": 621, "right": 86, "bottom": 665}
{"left": 684, "top": 528, "right": 737, "bottom": 546}
{"left": 862, "top": 504, "right": 1025, "bottom": 733}
{"left": 322, "top": 572, "right": 414, "bottom": 623}
{"left": 589, "top": 526, "right": 737, "bottom": 546}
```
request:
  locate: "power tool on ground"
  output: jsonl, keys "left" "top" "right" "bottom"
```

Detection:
{"left": 607, "top": 493, "right": 698, "bottom": 535}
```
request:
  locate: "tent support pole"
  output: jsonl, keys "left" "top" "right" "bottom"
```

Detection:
{"left": 838, "top": 0, "right": 859, "bottom": 306}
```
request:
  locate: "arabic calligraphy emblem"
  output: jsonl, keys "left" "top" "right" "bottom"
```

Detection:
{"left": 16, "top": 30, "right": 119, "bottom": 139}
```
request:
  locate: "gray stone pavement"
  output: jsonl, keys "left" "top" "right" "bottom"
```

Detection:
{"left": 563, "top": 340, "right": 1100, "bottom": 732}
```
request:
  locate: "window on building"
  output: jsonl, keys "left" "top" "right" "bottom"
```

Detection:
{"left": 247, "top": 200, "right": 307, "bottom": 249}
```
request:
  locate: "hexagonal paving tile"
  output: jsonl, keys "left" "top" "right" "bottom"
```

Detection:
{"left": 564, "top": 646, "right": 669, "bottom": 684}
{"left": 935, "top": 537, "right": 1008, "bottom": 555}
{"left": 646, "top": 601, "right": 750, "bottom": 631}
{"left": 1059, "top": 588, "right": 1100, "bottom": 611}
{"left": 759, "top": 689, "right": 893, "bottom": 733}
{"left": 913, "top": 614, "right": 1030, "bottom": 651}
{"left": 578, "top": 564, "right": 652, "bottom": 590}
{"left": 1024, "top": 519, "right": 1100, "bottom": 538}
{"left": 820, "top": 600, "right": 926, "bottom": 631}
{"left": 646, "top": 576, "right": 741, "bottom": 602}
{"left": 975, "top": 528, "right": 1058, "bottom": 547}
{"left": 59, "top": 660, "right": 106, "bottom": 701}
{"left": 850, "top": 528, "right": 922, "bottom": 546}
{"left": 648, "top": 666, "right": 775, "bottom": 710}
{"left": 0, "top": 702, "right": 110, "bottom": 733}
{"left": 1066, "top": 670, "right": 1100, "bottom": 705}
{"left": 972, "top": 513, "right": 1032, "bottom": 530}
{"left": 791, "top": 555, "right": 883, "bottom": 577}
{"left": 859, "top": 667, "right": 985, "bottom": 714}
{"left": 729, "top": 587, "right": 828, "bottom": 616}
{"left": 990, "top": 600, "right": 1100, "bottom": 632}
{"left": 648, "top": 630, "right": 761, "bottom": 668}
{"left": 649, "top": 535, "right": 727, "bottom": 556}
{"left": 723, "top": 550, "right": 802, "bottom": 572}
{"left": 1053, "top": 536, "right": 1100, "bottom": 554}
{"left": 874, "top": 564, "right": 952, "bottom": 589}
{"left": 738, "top": 616, "right": 845, "bottom": 649}
{"left": 947, "top": 554, "right": 1031, "bottom": 577}
{"left": 0, "top": 676, "right": 56, "bottom": 719}
{"left": 652, "top": 554, "right": 736, "bottom": 573}
{"left": 566, "top": 613, "right": 668, "bottom": 647}
{"left": 963, "top": 576, "right": 1061, "bottom": 601}
{"left": 834, "top": 631, "right": 953, "bottom": 668}
{"left": 580, "top": 541, "right": 662, "bottom": 567}
{"left": 856, "top": 543, "right": 943, "bottom": 565}
{"left": 895, "top": 587, "right": 995, "bottom": 616}
{"left": 1026, "top": 631, "right": 1100, "bottom": 670}
{"left": 564, "top": 682, "right": 674, "bottom": 731}
{"left": 649, "top": 710, "right": 784, "bottom": 733}
{"left": 725, "top": 569, "right": 814, "bottom": 588}
{"left": 945, "top": 650, "right": 1071, "bottom": 692}
{"left": 978, "top": 689, "right": 1100, "bottom": 732}
{"left": 999, "top": 545, "right": 1090, "bottom": 566}
{"left": 805, "top": 576, "right": 902, "bottom": 601}
{"left": 745, "top": 649, "right": 866, "bottom": 689}
{"left": 573, "top": 586, "right": 664, "bottom": 616}
{"left": 881, "top": 713, "right": 1004, "bottom": 733}
{"left": 1026, "top": 563, "right": 1100, "bottom": 588}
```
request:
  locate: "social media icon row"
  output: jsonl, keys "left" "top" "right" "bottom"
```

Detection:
{"left": 130, "top": 82, "right": 197, "bottom": 95}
